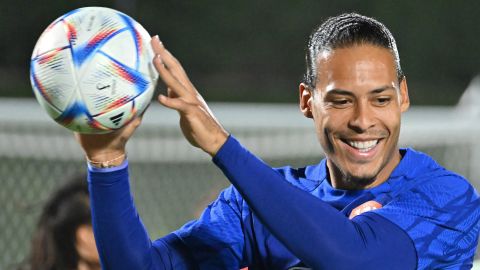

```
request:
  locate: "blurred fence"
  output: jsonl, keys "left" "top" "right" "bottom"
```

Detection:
{"left": 1, "top": 95, "right": 480, "bottom": 269}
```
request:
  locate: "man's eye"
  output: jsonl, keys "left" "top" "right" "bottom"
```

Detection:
{"left": 333, "top": 99, "right": 349, "bottom": 105}
{"left": 374, "top": 97, "right": 391, "bottom": 106}
{"left": 328, "top": 99, "right": 352, "bottom": 108}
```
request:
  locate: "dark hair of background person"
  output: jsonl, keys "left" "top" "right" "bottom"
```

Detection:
{"left": 23, "top": 174, "right": 91, "bottom": 270}
{"left": 303, "top": 12, "right": 404, "bottom": 89}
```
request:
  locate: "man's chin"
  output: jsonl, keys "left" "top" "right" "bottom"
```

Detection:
{"left": 347, "top": 175, "right": 376, "bottom": 188}
{"left": 341, "top": 170, "right": 379, "bottom": 189}
{"left": 327, "top": 159, "right": 384, "bottom": 189}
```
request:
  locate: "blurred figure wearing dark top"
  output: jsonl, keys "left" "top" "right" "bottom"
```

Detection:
{"left": 21, "top": 174, "right": 100, "bottom": 270}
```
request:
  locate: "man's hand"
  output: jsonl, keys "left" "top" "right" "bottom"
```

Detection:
{"left": 74, "top": 117, "right": 142, "bottom": 166}
{"left": 151, "top": 35, "right": 229, "bottom": 157}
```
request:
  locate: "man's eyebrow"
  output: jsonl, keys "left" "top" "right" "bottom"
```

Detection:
{"left": 370, "top": 86, "right": 396, "bottom": 94}
{"left": 325, "top": 89, "right": 354, "bottom": 96}
{"left": 325, "top": 86, "right": 396, "bottom": 96}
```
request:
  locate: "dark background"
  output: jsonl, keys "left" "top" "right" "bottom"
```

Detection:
{"left": 1, "top": 0, "right": 479, "bottom": 105}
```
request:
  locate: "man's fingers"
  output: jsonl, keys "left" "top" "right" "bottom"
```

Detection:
{"left": 129, "top": 116, "right": 142, "bottom": 131}
{"left": 151, "top": 35, "right": 163, "bottom": 54}
{"left": 158, "top": 94, "right": 189, "bottom": 111}
{"left": 150, "top": 36, "right": 193, "bottom": 89}
{"left": 151, "top": 36, "right": 181, "bottom": 71}
{"left": 167, "top": 87, "right": 179, "bottom": 98}
{"left": 110, "top": 116, "right": 142, "bottom": 137}
{"left": 153, "top": 56, "right": 191, "bottom": 98}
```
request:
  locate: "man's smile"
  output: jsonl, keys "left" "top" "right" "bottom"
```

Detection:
{"left": 345, "top": 139, "right": 379, "bottom": 152}
{"left": 339, "top": 137, "right": 385, "bottom": 160}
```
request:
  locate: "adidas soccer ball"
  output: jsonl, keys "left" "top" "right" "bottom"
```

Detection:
{"left": 30, "top": 7, "right": 158, "bottom": 133}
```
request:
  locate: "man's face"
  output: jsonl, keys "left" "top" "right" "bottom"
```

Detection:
{"left": 299, "top": 44, "right": 409, "bottom": 189}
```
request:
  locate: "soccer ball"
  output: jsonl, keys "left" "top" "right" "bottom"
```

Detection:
{"left": 30, "top": 7, "right": 158, "bottom": 133}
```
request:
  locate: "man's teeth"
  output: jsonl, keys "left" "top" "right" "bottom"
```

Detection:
{"left": 347, "top": 140, "right": 378, "bottom": 152}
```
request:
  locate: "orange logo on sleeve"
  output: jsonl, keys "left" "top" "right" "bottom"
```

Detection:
{"left": 349, "top": 200, "right": 382, "bottom": 219}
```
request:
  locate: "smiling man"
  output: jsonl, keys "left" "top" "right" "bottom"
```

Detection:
{"left": 300, "top": 44, "right": 409, "bottom": 190}
{"left": 76, "top": 13, "right": 480, "bottom": 269}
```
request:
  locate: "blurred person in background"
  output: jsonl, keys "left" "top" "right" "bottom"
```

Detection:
{"left": 21, "top": 175, "right": 100, "bottom": 270}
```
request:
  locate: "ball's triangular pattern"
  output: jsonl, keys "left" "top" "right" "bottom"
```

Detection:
{"left": 30, "top": 7, "right": 158, "bottom": 133}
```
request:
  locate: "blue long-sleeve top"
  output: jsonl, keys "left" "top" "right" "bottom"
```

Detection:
{"left": 87, "top": 135, "right": 480, "bottom": 269}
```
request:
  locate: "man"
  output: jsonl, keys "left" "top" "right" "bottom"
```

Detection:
{"left": 76, "top": 13, "right": 480, "bottom": 269}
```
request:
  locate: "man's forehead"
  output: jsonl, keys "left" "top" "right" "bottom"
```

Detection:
{"left": 315, "top": 45, "right": 396, "bottom": 66}
{"left": 318, "top": 49, "right": 333, "bottom": 60}
{"left": 314, "top": 45, "right": 398, "bottom": 88}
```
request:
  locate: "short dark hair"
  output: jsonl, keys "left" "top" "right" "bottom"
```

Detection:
{"left": 303, "top": 13, "right": 404, "bottom": 88}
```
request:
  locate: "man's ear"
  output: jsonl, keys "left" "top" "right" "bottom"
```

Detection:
{"left": 299, "top": 83, "right": 313, "bottom": 118}
{"left": 399, "top": 77, "right": 410, "bottom": 113}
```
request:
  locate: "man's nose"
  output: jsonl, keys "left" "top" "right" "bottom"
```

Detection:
{"left": 348, "top": 101, "right": 376, "bottom": 133}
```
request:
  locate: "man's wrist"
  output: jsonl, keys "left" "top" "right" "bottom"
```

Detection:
{"left": 206, "top": 130, "right": 229, "bottom": 157}
{"left": 86, "top": 151, "right": 126, "bottom": 168}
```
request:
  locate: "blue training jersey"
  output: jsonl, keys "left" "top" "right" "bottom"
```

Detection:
{"left": 87, "top": 135, "right": 480, "bottom": 269}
